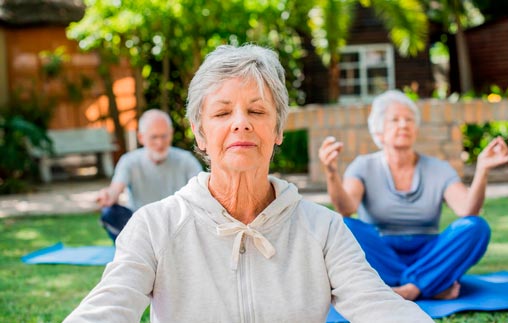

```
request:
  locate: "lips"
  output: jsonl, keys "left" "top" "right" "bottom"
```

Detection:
{"left": 227, "top": 141, "right": 256, "bottom": 149}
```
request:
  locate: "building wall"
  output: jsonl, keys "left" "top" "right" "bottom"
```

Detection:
{"left": 3, "top": 25, "right": 136, "bottom": 133}
{"left": 449, "top": 17, "right": 508, "bottom": 93}
{"left": 285, "top": 99, "right": 508, "bottom": 185}
{"left": 467, "top": 17, "right": 508, "bottom": 92}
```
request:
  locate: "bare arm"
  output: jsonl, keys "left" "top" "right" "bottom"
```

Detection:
{"left": 97, "top": 182, "right": 126, "bottom": 207}
{"left": 445, "top": 136, "right": 508, "bottom": 216}
{"left": 319, "top": 137, "right": 364, "bottom": 216}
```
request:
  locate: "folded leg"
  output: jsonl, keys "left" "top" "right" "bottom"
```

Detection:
{"left": 100, "top": 204, "right": 133, "bottom": 243}
{"left": 400, "top": 216, "right": 490, "bottom": 298}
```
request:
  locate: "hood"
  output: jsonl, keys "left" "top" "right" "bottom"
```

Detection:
{"left": 176, "top": 172, "right": 303, "bottom": 270}
{"left": 176, "top": 172, "right": 302, "bottom": 229}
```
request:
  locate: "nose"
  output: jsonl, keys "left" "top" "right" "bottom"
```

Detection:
{"left": 232, "top": 111, "right": 252, "bottom": 132}
{"left": 397, "top": 118, "right": 410, "bottom": 127}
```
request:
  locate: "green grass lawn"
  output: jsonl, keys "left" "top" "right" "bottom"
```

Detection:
{"left": 1, "top": 198, "right": 508, "bottom": 322}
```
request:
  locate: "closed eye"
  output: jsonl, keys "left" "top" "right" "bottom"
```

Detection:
{"left": 213, "top": 110, "right": 230, "bottom": 117}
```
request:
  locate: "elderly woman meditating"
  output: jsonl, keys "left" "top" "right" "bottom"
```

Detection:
{"left": 63, "top": 45, "right": 432, "bottom": 322}
{"left": 319, "top": 89, "right": 508, "bottom": 301}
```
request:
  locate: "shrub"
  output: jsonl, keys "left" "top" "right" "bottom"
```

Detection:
{"left": 462, "top": 121, "right": 508, "bottom": 164}
{"left": 0, "top": 115, "right": 52, "bottom": 194}
{"left": 271, "top": 129, "right": 309, "bottom": 174}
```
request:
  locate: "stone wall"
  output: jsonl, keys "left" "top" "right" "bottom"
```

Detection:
{"left": 285, "top": 99, "right": 508, "bottom": 185}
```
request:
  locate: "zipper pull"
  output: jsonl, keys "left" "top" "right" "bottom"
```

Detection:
{"left": 239, "top": 236, "right": 246, "bottom": 254}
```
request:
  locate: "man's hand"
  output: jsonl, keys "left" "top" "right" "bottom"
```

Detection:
{"left": 96, "top": 188, "right": 116, "bottom": 207}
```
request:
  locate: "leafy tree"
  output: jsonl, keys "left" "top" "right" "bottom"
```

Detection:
{"left": 472, "top": 0, "right": 508, "bottom": 22}
{"left": 68, "top": 0, "right": 305, "bottom": 152}
{"left": 67, "top": 0, "right": 433, "bottom": 174}
{"left": 67, "top": 0, "right": 139, "bottom": 153}
{"left": 424, "top": 0, "right": 485, "bottom": 94}
{"left": 308, "top": 0, "right": 428, "bottom": 102}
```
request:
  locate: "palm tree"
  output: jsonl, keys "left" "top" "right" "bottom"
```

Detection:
{"left": 310, "top": 0, "right": 428, "bottom": 102}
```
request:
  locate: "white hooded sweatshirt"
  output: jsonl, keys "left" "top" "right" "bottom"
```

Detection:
{"left": 64, "top": 172, "right": 432, "bottom": 323}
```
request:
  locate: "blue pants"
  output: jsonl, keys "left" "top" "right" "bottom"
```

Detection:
{"left": 344, "top": 216, "right": 490, "bottom": 298}
{"left": 100, "top": 204, "right": 133, "bottom": 242}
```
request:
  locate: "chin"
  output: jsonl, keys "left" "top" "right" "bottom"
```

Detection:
{"left": 226, "top": 159, "right": 267, "bottom": 173}
{"left": 148, "top": 150, "right": 168, "bottom": 162}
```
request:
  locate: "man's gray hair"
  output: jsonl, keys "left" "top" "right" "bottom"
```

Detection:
{"left": 138, "top": 109, "right": 173, "bottom": 134}
{"left": 368, "top": 90, "right": 420, "bottom": 148}
{"left": 186, "top": 44, "right": 289, "bottom": 144}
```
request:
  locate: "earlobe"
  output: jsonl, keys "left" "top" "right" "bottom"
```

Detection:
{"left": 275, "top": 133, "right": 283, "bottom": 146}
{"left": 196, "top": 137, "right": 206, "bottom": 150}
{"left": 191, "top": 123, "right": 206, "bottom": 150}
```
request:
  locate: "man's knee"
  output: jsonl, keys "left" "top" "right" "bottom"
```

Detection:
{"left": 100, "top": 204, "right": 133, "bottom": 241}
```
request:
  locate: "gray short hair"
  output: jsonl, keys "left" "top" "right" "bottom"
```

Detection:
{"left": 186, "top": 44, "right": 289, "bottom": 156}
{"left": 138, "top": 109, "right": 173, "bottom": 134}
{"left": 368, "top": 90, "right": 420, "bottom": 148}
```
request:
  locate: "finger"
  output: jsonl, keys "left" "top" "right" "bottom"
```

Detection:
{"left": 484, "top": 137, "right": 503, "bottom": 151}
{"left": 334, "top": 141, "right": 344, "bottom": 153}
{"left": 319, "top": 149, "right": 335, "bottom": 164}
{"left": 320, "top": 142, "right": 342, "bottom": 161}
{"left": 494, "top": 137, "right": 508, "bottom": 153}
{"left": 320, "top": 136, "right": 336, "bottom": 150}
{"left": 325, "top": 150, "right": 339, "bottom": 164}
{"left": 324, "top": 136, "right": 337, "bottom": 144}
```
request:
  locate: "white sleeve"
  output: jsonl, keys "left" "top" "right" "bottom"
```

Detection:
{"left": 63, "top": 210, "right": 155, "bottom": 322}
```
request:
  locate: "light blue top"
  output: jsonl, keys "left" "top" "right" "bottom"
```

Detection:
{"left": 344, "top": 151, "right": 460, "bottom": 235}
{"left": 112, "top": 147, "right": 202, "bottom": 211}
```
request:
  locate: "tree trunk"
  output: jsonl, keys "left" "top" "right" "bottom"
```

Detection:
{"left": 160, "top": 53, "right": 170, "bottom": 114}
{"left": 98, "top": 54, "right": 126, "bottom": 155}
{"left": 328, "top": 54, "right": 340, "bottom": 103}
{"left": 133, "top": 66, "right": 146, "bottom": 120}
{"left": 295, "top": 29, "right": 329, "bottom": 104}
{"left": 455, "top": 19, "right": 473, "bottom": 93}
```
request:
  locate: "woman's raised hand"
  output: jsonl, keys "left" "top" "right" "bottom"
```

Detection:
{"left": 477, "top": 136, "right": 508, "bottom": 172}
{"left": 318, "top": 136, "right": 344, "bottom": 174}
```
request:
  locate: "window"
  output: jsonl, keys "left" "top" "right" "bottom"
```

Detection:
{"left": 339, "top": 44, "right": 395, "bottom": 103}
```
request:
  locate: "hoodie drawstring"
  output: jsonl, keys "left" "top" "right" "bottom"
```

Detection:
{"left": 217, "top": 222, "right": 275, "bottom": 271}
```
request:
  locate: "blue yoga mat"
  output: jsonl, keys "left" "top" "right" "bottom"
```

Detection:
{"left": 327, "top": 271, "right": 508, "bottom": 322}
{"left": 21, "top": 244, "right": 508, "bottom": 319}
{"left": 22, "top": 242, "right": 115, "bottom": 266}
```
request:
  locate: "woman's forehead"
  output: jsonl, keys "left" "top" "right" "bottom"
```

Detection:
{"left": 385, "top": 102, "right": 414, "bottom": 114}
{"left": 204, "top": 77, "right": 271, "bottom": 104}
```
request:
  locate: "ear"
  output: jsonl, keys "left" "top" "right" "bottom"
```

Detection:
{"left": 137, "top": 131, "right": 145, "bottom": 146}
{"left": 275, "top": 132, "right": 283, "bottom": 146}
{"left": 191, "top": 123, "right": 206, "bottom": 150}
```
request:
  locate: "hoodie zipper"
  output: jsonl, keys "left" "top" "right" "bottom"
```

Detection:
{"left": 238, "top": 236, "right": 253, "bottom": 323}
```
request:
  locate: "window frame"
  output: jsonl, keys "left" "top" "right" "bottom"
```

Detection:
{"left": 338, "top": 43, "right": 395, "bottom": 104}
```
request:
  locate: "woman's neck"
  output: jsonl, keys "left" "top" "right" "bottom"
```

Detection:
{"left": 208, "top": 171, "right": 274, "bottom": 224}
{"left": 384, "top": 148, "right": 418, "bottom": 192}
{"left": 384, "top": 147, "right": 417, "bottom": 168}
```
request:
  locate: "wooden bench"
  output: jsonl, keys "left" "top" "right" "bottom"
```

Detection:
{"left": 31, "top": 127, "right": 118, "bottom": 183}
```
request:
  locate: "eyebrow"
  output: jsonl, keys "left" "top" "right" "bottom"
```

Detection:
{"left": 215, "top": 96, "right": 263, "bottom": 104}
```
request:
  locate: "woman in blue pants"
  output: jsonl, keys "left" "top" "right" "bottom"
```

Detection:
{"left": 319, "top": 90, "right": 507, "bottom": 300}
